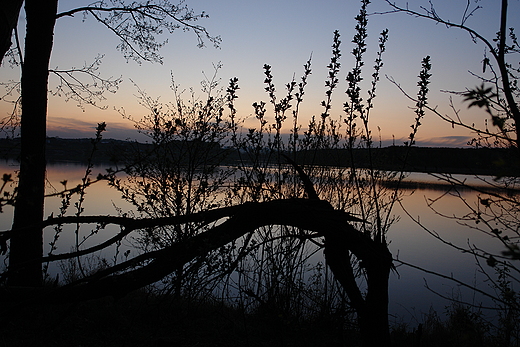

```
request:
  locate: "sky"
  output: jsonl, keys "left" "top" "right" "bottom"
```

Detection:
{"left": 1, "top": 0, "right": 519, "bottom": 147}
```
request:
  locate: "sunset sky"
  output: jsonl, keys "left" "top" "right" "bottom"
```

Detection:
{"left": 1, "top": 0, "right": 519, "bottom": 146}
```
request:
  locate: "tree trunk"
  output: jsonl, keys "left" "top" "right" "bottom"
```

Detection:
{"left": 497, "top": 0, "right": 520, "bottom": 150}
{"left": 9, "top": 0, "right": 58, "bottom": 287}
{"left": 0, "top": 0, "right": 24, "bottom": 64}
{"left": 324, "top": 232, "right": 393, "bottom": 347}
{"left": 358, "top": 256, "right": 392, "bottom": 346}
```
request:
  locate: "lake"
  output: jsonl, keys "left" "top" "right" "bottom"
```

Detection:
{"left": 0, "top": 161, "right": 510, "bottom": 327}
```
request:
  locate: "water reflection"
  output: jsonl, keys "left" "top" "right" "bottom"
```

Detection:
{"left": 0, "top": 161, "right": 508, "bottom": 325}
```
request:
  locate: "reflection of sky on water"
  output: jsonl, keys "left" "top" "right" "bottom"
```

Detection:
{"left": 0, "top": 161, "right": 136, "bottom": 272}
{"left": 390, "top": 186, "right": 505, "bottom": 325}
{"left": 44, "top": 162, "right": 137, "bottom": 261}
{"left": 0, "top": 162, "right": 509, "bottom": 326}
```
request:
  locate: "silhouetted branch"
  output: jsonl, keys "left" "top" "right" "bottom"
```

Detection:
{"left": 49, "top": 55, "right": 122, "bottom": 109}
{"left": 282, "top": 154, "right": 319, "bottom": 200}
{"left": 399, "top": 198, "right": 519, "bottom": 274}
{"left": 0, "top": 0, "right": 24, "bottom": 64}
{"left": 56, "top": 1, "right": 221, "bottom": 64}
{"left": 0, "top": 79, "right": 21, "bottom": 136}
{"left": 381, "top": 0, "right": 520, "bottom": 148}
{"left": 394, "top": 258, "right": 517, "bottom": 310}
{"left": 2, "top": 198, "right": 389, "bottom": 308}
{"left": 386, "top": 75, "right": 514, "bottom": 144}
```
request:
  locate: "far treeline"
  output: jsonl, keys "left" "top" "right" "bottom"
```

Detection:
{"left": 0, "top": 137, "right": 515, "bottom": 176}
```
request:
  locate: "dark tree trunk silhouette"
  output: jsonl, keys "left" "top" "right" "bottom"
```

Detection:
{"left": 3, "top": 0, "right": 216, "bottom": 287}
{"left": 0, "top": 0, "right": 24, "bottom": 64}
{"left": 9, "top": 0, "right": 58, "bottom": 287}
{"left": 324, "top": 223, "right": 392, "bottom": 346}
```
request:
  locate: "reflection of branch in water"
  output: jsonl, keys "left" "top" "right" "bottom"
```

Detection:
{"left": 421, "top": 179, "right": 520, "bottom": 264}
{"left": 399, "top": 199, "right": 518, "bottom": 270}
{"left": 394, "top": 258, "right": 515, "bottom": 310}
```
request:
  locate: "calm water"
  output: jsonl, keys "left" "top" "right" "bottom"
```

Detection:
{"left": 0, "top": 161, "right": 509, "bottom": 325}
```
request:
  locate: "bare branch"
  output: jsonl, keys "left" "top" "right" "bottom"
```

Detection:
{"left": 394, "top": 258, "right": 518, "bottom": 310}
{"left": 49, "top": 54, "right": 123, "bottom": 109}
{"left": 382, "top": 0, "right": 520, "bottom": 147}
{"left": 56, "top": 1, "right": 221, "bottom": 64}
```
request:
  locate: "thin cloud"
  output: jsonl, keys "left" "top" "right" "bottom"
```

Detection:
{"left": 47, "top": 117, "right": 145, "bottom": 140}
{"left": 415, "top": 136, "right": 473, "bottom": 147}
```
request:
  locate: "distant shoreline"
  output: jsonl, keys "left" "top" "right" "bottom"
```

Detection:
{"left": 0, "top": 137, "right": 516, "bottom": 177}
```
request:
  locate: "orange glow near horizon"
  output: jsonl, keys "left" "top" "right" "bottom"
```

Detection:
{"left": 1, "top": 0, "right": 516, "bottom": 148}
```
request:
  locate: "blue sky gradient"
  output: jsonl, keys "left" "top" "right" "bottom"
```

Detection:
{"left": 1, "top": 0, "right": 519, "bottom": 146}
